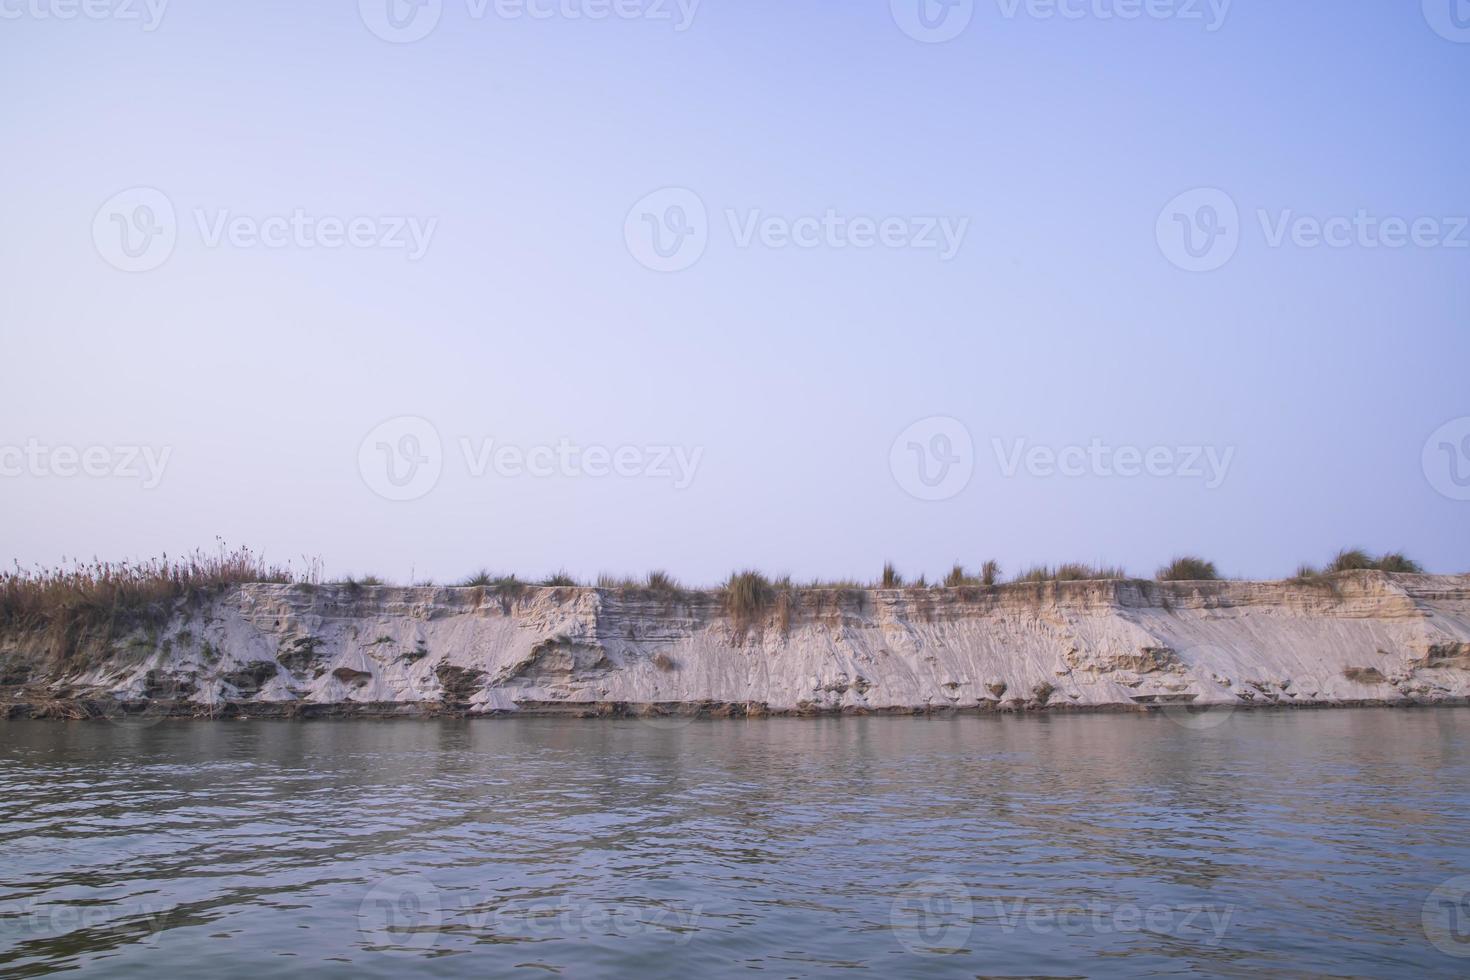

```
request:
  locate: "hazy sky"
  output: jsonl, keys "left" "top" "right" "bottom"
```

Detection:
{"left": 3, "top": 0, "right": 1468, "bottom": 584}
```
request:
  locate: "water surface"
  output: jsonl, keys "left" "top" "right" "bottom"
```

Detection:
{"left": 2, "top": 710, "right": 1469, "bottom": 977}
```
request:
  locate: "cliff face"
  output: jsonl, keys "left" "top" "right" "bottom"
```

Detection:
{"left": 4, "top": 572, "right": 1470, "bottom": 719}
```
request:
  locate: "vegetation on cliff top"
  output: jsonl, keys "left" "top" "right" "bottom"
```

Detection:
{"left": 1, "top": 546, "right": 1439, "bottom": 649}
{"left": 0, "top": 543, "right": 310, "bottom": 658}
{"left": 1293, "top": 549, "right": 1425, "bottom": 580}
{"left": 1156, "top": 557, "right": 1220, "bottom": 581}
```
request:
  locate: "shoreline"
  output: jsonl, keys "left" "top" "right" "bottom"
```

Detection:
{"left": 7, "top": 695, "right": 1470, "bottom": 723}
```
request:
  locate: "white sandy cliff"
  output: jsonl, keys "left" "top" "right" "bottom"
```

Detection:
{"left": 4, "top": 572, "right": 1469, "bottom": 719}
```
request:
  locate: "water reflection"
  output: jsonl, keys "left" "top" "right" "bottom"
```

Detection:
{"left": 2, "top": 710, "right": 1468, "bottom": 976}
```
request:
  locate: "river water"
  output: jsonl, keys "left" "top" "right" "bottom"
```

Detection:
{"left": 2, "top": 709, "right": 1469, "bottom": 977}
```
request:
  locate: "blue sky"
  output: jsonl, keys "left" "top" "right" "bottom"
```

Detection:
{"left": 2, "top": 0, "right": 1467, "bottom": 583}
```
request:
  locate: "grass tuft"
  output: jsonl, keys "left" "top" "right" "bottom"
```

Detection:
{"left": 723, "top": 570, "right": 774, "bottom": 626}
{"left": 645, "top": 570, "right": 681, "bottom": 593}
{"left": 1375, "top": 552, "right": 1424, "bottom": 574}
{"left": 1156, "top": 556, "right": 1219, "bottom": 582}
{"left": 880, "top": 563, "right": 903, "bottom": 589}
{"left": 1325, "top": 549, "right": 1375, "bottom": 574}
{"left": 1014, "top": 564, "right": 1128, "bottom": 584}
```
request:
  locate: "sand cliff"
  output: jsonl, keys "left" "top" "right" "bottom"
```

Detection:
{"left": 4, "top": 571, "right": 1470, "bottom": 719}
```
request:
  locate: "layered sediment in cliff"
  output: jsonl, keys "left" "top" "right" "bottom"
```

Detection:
{"left": 3, "top": 572, "right": 1469, "bottom": 719}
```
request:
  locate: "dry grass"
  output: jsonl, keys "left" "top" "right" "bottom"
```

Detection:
{"left": 1013, "top": 564, "right": 1128, "bottom": 584}
{"left": 1326, "top": 549, "right": 1376, "bottom": 573}
{"left": 942, "top": 560, "right": 1003, "bottom": 588}
{"left": 1375, "top": 552, "right": 1424, "bottom": 574}
{"left": 645, "top": 570, "right": 681, "bottom": 594}
{"left": 1156, "top": 556, "right": 1220, "bottom": 581}
{"left": 726, "top": 570, "right": 776, "bottom": 617}
{"left": 0, "top": 543, "right": 304, "bottom": 662}
{"left": 1300, "top": 550, "right": 1425, "bottom": 577}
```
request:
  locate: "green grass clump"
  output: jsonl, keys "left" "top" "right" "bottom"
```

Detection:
{"left": 541, "top": 571, "right": 580, "bottom": 587}
{"left": 1156, "top": 556, "right": 1219, "bottom": 581}
{"left": 880, "top": 563, "right": 904, "bottom": 589}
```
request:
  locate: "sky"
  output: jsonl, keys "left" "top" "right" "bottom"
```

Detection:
{"left": 2, "top": 0, "right": 1468, "bottom": 585}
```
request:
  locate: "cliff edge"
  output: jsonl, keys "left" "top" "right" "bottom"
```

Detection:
{"left": 4, "top": 572, "right": 1469, "bottom": 719}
